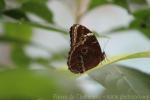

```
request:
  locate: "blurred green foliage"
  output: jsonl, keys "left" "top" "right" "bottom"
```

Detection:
{"left": 22, "top": 1, "right": 53, "bottom": 23}
{"left": 3, "top": 9, "right": 29, "bottom": 21}
{"left": 88, "top": 0, "right": 128, "bottom": 10}
{"left": 0, "top": 0, "right": 150, "bottom": 99}
{"left": 131, "top": 0, "right": 147, "bottom": 4}
{"left": 88, "top": 0, "right": 147, "bottom": 10}
{"left": 11, "top": 45, "right": 31, "bottom": 68}
{"left": 130, "top": 9, "right": 150, "bottom": 38}
{"left": 0, "top": 69, "right": 81, "bottom": 99}
{"left": 4, "top": 22, "right": 32, "bottom": 41}
{"left": 16, "top": 0, "right": 48, "bottom": 3}
{"left": 0, "top": 0, "right": 5, "bottom": 13}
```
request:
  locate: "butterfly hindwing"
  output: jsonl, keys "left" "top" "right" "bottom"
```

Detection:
{"left": 68, "top": 24, "right": 105, "bottom": 73}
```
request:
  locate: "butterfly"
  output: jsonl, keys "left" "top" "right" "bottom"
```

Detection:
{"left": 67, "top": 24, "right": 105, "bottom": 74}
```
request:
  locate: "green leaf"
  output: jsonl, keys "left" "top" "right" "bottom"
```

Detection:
{"left": 0, "top": 69, "right": 81, "bottom": 99}
{"left": 111, "top": 0, "right": 128, "bottom": 9}
{"left": 4, "top": 22, "right": 32, "bottom": 41}
{"left": 89, "top": 65, "right": 150, "bottom": 99}
{"left": 11, "top": 45, "right": 31, "bottom": 68}
{"left": 130, "top": 0, "right": 147, "bottom": 4}
{"left": 88, "top": 0, "right": 128, "bottom": 10}
{"left": 88, "top": 0, "right": 107, "bottom": 10}
{"left": 24, "top": 21, "right": 67, "bottom": 34}
{"left": 16, "top": 0, "right": 48, "bottom": 3}
{"left": 130, "top": 9, "right": 150, "bottom": 38}
{"left": 0, "top": 36, "right": 31, "bottom": 44}
{"left": 133, "top": 9, "right": 150, "bottom": 19}
{"left": 0, "top": 36, "right": 52, "bottom": 52}
{"left": 3, "top": 9, "right": 29, "bottom": 21}
{"left": 87, "top": 51, "right": 150, "bottom": 73}
{"left": 3, "top": 22, "right": 33, "bottom": 67}
{"left": 22, "top": 2, "right": 53, "bottom": 23}
{"left": 0, "top": 0, "right": 5, "bottom": 12}
{"left": 3, "top": 9, "right": 66, "bottom": 35}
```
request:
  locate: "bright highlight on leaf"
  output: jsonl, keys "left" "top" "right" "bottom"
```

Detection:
{"left": 88, "top": 51, "right": 150, "bottom": 73}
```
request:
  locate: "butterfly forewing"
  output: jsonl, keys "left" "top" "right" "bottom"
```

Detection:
{"left": 70, "top": 24, "right": 91, "bottom": 47}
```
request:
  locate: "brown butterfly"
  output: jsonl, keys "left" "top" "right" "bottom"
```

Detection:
{"left": 67, "top": 24, "right": 105, "bottom": 74}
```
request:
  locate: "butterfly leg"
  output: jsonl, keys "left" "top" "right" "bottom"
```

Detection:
{"left": 103, "top": 52, "right": 109, "bottom": 63}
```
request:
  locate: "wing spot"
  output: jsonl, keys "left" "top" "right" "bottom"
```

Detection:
{"left": 81, "top": 47, "right": 88, "bottom": 54}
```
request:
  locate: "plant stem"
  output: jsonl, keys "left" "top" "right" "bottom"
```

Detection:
{"left": 75, "top": 0, "right": 82, "bottom": 23}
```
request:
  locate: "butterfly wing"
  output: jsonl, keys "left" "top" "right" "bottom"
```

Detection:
{"left": 67, "top": 24, "right": 105, "bottom": 73}
{"left": 70, "top": 24, "right": 91, "bottom": 47}
{"left": 68, "top": 27, "right": 105, "bottom": 73}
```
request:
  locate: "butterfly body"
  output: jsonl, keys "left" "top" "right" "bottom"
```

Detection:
{"left": 67, "top": 24, "right": 105, "bottom": 74}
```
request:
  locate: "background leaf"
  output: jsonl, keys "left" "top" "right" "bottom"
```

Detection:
{"left": 130, "top": 9, "right": 150, "bottom": 38}
{"left": 88, "top": 0, "right": 128, "bottom": 11}
{"left": 24, "top": 21, "right": 67, "bottom": 34}
{"left": 89, "top": 65, "right": 150, "bottom": 100}
{"left": 110, "top": 0, "right": 128, "bottom": 9}
{"left": 11, "top": 45, "right": 31, "bottom": 68}
{"left": 22, "top": 1, "right": 53, "bottom": 23}
{"left": 0, "top": 69, "right": 82, "bottom": 99}
{"left": 88, "top": 0, "right": 107, "bottom": 10}
{"left": 4, "top": 22, "right": 32, "bottom": 41}
{"left": 3, "top": 9, "right": 29, "bottom": 21}
{"left": 130, "top": 0, "right": 147, "bottom": 4}
{"left": 0, "top": 0, "right": 5, "bottom": 13}
{"left": 16, "top": 0, "right": 48, "bottom": 3}
{"left": 3, "top": 22, "right": 33, "bottom": 68}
